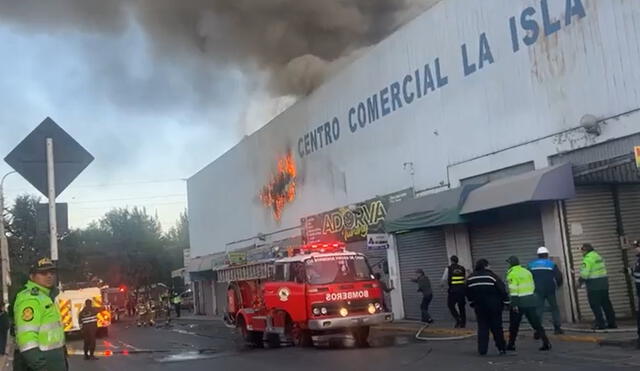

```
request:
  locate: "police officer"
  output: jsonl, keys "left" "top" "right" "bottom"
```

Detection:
{"left": 13, "top": 257, "right": 67, "bottom": 371}
{"left": 465, "top": 259, "right": 508, "bottom": 356}
{"left": 579, "top": 243, "right": 617, "bottom": 329}
{"left": 630, "top": 240, "right": 640, "bottom": 349}
{"left": 505, "top": 256, "right": 551, "bottom": 352}
{"left": 172, "top": 291, "right": 182, "bottom": 318}
{"left": 79, "top": 299, "right": 99, "bottom": 360}
{"left": 441, "top": 255, "right": 466, "bottom": 328}
{"left": 528, "top": 246, "right": 564, "bottom": 334}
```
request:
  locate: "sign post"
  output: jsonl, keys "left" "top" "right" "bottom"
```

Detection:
{"left": 46, "top": 138, "right": 58, "bottom": 261}
{"left": 5, "top": 117, "right": 94, "bottom": 264}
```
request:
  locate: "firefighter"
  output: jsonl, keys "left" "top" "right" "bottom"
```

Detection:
{"left": 528, "top": 246, "right": 564, "bottom": 335}
{"left": 631, "top": 240, "right": 640, "bottom": 349}
{"left": 172, "top": 291, "right": 182, "bottom": 318}
{"left": 465, "top": 259, "right": 507, "bottom": 356}
{"left": 13, "top": 257, "right": 67, "bottom": 371}
{"left": 579, "top": 243, "right": 617, "bottom": 329}
{"left": 79, "top": 299, "right": 99, "bottom": 360}
{"left": 505, "top": 256, "right": 551, "bottom": 352}
{"left": 136, "top": 298, "right": 149, "bottom": 327}
{"left": 441, "top": 255, "right": 467, "bottom": 328}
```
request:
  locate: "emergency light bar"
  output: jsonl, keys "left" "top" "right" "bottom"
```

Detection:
{"left": 298, "top": 242, "right": 346, "bottom": 254}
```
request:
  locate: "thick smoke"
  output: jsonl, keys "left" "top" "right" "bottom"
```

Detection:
{"left": 0, "top": 0, "right": 439, "bottom": 96}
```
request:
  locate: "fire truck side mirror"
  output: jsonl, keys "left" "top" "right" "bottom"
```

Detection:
{"left": 383, "top": 261, "right": 389, "bottom": 275}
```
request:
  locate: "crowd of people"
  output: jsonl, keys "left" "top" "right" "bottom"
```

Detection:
{"left": 413, "top": 242, "right": 640, "bottom": 355}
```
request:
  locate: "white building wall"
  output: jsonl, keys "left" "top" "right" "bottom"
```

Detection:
{"left": 189, "top": 0, "right": 640, "bottom": 257}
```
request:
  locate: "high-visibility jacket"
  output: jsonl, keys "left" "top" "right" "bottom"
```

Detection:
{"left": 447, "top": 264, "right": 466, "bottom": 289}
{"left": 581, "top": 251, "right": 609, "bottom": 291}
{"left": 13, "top": 280, "right": 66, "bottom": 371}
{"left": 506, "top": 265, "right": 536, "bottom": 308}
{"left": 528, "top": 258, "right": 563, "bottom": 294}
{"left": 172, "top": 295, "right": 182, "bottom": 305}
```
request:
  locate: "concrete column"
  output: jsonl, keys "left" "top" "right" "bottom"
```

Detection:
{"left": 386, "top": 234, "right": 405, "bottom": 319}
{"left": 540, "top": 201, "right": 576, "bottom": 323}
{"left": 444, "top": 224, "right": 473, "bottom": 271}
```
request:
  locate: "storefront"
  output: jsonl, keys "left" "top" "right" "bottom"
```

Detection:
{"left": 300, "top": 189, "right": 413, "bottom": 310}
{"left": 552, "top": 134, "right": 640, "bottom": 320}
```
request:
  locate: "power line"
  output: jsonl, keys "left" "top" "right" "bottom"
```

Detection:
{"left": 77, "top": 201, "right": 187, "bottom": 210}
{"left": 4, "top": 178, "right": 187, "bottom": 193}
{"left": 67, "top": 193, "right": 186, "bottom": 204}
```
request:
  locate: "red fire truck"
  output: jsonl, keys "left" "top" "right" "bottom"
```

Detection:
{"left": 219, "top": 242, "right": 393, "bottom": 348}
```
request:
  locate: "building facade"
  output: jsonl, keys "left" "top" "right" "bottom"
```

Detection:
{"left": 187, "top": 0, "right": 640, "bottom": 322}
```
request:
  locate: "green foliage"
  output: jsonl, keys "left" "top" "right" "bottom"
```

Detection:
{"left": 3, "top": 196, "right": 188, "bottom": 291}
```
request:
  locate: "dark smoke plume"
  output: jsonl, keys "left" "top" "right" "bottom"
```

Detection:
{"left": 0, "top": 0, "right": 439, "bottom": 96}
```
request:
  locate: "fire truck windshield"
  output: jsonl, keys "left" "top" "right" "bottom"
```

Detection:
{"left": 305, "top": 255, "right": 373, "bottom": 285}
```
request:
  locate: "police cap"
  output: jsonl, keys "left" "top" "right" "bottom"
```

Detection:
{"left": 29, "top": 257, "right": 56, "bottom": 274}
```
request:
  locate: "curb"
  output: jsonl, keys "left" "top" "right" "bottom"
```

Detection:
{"left": 375, "top": 326, "right": 604, "bottom": 344}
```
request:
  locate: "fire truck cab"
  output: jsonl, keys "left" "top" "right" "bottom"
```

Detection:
{"left": 220, "top": 242, "right": 393, "bottom": 348}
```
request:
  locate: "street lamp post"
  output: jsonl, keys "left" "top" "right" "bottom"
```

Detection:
{"left": 0, "top": 171, "right": 16, "bottom": 310}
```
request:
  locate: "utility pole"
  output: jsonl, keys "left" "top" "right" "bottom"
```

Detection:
{"left": 0, "top": 171, "right": 16, "bottom": 310}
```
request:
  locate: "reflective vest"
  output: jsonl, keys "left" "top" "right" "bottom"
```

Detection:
{"left": 14, "top": 281, "right": 65, "bottom": 353}
{"left": 581, "top": 251, "right": 608, "bottom": 280}
{"left": 448, "top": 264, "right": 466, "bottom": 287}
{"left": 506, "top": 265, "right": 535, "bottom": 298}
{"left": 172, "top": 295, "right": 182, "bottom": 305}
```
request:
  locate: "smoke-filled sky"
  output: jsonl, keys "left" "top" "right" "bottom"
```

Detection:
{"left": 0, "top": 0, "right": 438, "bottom": 231}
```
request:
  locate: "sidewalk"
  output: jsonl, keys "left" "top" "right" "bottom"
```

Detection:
{"left": 375, "top": 320, "right": 639, "bottom": 347}
{"left": 174, "top": 314, "right": 221, "bottom": 322}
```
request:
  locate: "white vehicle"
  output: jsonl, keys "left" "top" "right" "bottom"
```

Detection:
{"left": 57, "top": 284, "right": 111, "bottom": 336}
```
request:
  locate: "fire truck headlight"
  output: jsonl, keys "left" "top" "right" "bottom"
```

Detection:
{"left": 367, "top": 304, "right": 376, "bottom": 315}
{"left": 339, "top": 307, "right": 348, "bottom": 317}
{"left": 374, "top": 302, "right": 382, "bottom": 311}
{"left": 320, "top": 307, "right": 328, "bottom": 315}
{"left": 312, "top": 307, "right": 321, "bottom": 316}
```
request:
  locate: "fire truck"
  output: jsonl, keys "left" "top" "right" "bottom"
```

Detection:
{"left": 219, "top": 242, "right": 393, "bottom": 348}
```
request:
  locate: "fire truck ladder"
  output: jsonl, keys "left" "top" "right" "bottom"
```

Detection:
{"left": 218, "top": 262, "right": 273, "bottom": 283}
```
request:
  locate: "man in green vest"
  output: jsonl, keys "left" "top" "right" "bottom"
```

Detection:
{"left": 172, "top": 291, "right": 182, "bottom": 318}
{"left": 505, "top": 256, "right": 551, "bottom": 352}
{"left": 13, "top": 257, "right": 67, "bottom": 371}
{"left": 579, "top": 243, "right": 617, "bottom": 329}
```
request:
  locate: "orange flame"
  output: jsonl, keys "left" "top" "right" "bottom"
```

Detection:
{"left": 260, "top": 152, "right": 297, "bottom": 220}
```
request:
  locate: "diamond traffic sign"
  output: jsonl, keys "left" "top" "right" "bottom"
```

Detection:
{"left": 4, "top": 117, "right": 94, "bottom": 198}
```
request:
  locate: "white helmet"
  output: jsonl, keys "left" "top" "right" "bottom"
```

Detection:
{"left": 537, "top": 246, "right": 550, "bottom": 255}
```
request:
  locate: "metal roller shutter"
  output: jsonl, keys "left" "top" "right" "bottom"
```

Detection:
{"left": 619, "top": 185, "right": 640, "bottom": 246}
{"left": 347, "top": 240, "right": 388, "bottom": 271}
{"left": 564, "top": 186, "right": 633, "bottom": 319}
{"left": 469, "top": 206, "right": 545, "bottom": 283}
{"left": 618, "top": 184, "right": 640, "bottom": 312}
{"left": 396, "top": 229, "right": 448, "bottom": 321}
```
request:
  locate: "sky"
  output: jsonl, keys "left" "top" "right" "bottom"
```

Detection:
{"left": 0, "top": 0, "right": 438, "bottom": 232}
{"left": 0, "top": 21, "right": 248, "bottom": 231}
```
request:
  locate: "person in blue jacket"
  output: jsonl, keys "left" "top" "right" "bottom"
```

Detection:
{"left": 528, "top": 246, "right": 564, "bottom": 335}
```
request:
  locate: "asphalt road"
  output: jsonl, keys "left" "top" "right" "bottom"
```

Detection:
{"left": 64, "top": 318, "right": 640, "bottom": 371}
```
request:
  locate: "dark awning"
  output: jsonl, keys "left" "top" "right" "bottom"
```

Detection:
{"left": 460, "top": 163, "right": 575, "bottom": 215}
{"left": 384, "top": 185, "right": 481, "bottom": 233}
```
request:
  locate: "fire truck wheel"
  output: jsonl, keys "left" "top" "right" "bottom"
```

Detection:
{"left": 352, "top": 326, "right": 370, "bottom": 348}
{"left": 287, "top": 321, "right": 312, "bottom": 347}
{"left": 265, "top": 333, "right": 281, "bottom": 348}
{"left": 237, "top": 316, "right": 263, "bottom": 348}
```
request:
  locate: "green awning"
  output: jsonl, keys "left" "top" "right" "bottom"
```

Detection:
{"left": 384, "top": 185, "right": 480, "bottom": 233}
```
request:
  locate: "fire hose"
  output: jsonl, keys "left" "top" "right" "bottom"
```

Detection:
{"left": 413, "top": 324, "right": 637, "bottom": 342}
{"left": 414, "top": 324, "right": 475, "bottom": 341}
